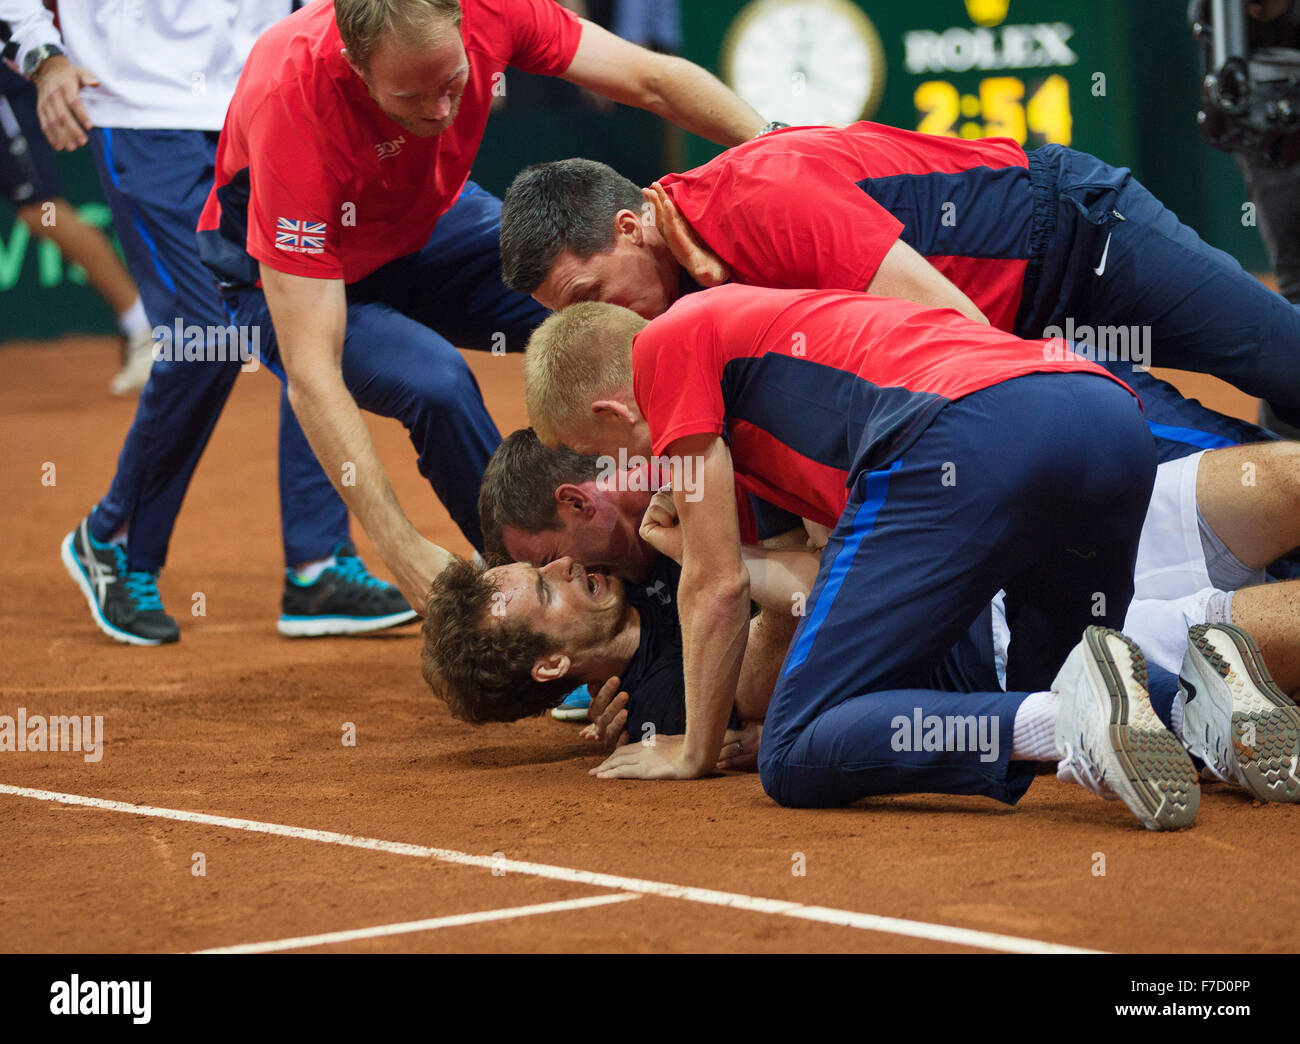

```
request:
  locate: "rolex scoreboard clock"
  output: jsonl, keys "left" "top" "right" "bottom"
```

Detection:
{"left": 684, "top": 0, "right": 1140, "bottom": 172}
{"left": 721, "top": 0, "right": 887, "bottom": 127}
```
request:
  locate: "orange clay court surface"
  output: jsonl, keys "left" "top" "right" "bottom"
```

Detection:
{"left": 1, "top": 334, "right": 1297, "bottom": 955}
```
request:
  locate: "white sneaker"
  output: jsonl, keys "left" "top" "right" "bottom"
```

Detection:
{"left": 1179, "top": 623, "right": 1300, "bottom": 802}
{"left": 1053, "top": 626, "right": 1199, "bottom": 831}
{"left": 109, "top": 328, "right": 156, "bottom": 396}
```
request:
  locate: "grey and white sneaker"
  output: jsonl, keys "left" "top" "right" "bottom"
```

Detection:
{"left": 1179, "top": 623, "right": 1300, "bottom": 802}
{"left": 60, "top": 513, "right": 179, "bottom": 645}
{"left": 1053, "top": 626, "right": 1200, "bottom": 831}
{"left": 109, "top": 327, "right": 156, "bottom": 396}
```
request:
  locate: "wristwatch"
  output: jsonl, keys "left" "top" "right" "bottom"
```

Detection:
{"left": 21, "top": 42, "right": 65, "bottom": 80}
{"left": 755, "top": 121, "right": 791, "bottom": 137}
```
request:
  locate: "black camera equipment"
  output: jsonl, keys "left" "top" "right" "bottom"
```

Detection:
{"left": 1193, "top": 0, "right": 1300, "bottom": 167}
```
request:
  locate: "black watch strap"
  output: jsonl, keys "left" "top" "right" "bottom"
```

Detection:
{"left": 22, "top": 43, "right": 65, "bottom": 80}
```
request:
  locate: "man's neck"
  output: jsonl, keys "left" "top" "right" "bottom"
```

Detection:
{"left": 575, "top": 604, "right": 642, "bottom": 684}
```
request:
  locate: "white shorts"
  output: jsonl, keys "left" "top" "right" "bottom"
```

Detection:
{"left": 991, "top": 451, "right": 1247, "bottom": 683}
{"left": 1132, "top": 450, "right": 1211, "bottom": 600}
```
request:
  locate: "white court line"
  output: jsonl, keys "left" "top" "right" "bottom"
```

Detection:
{"left": 0, "top": 783, "right": 1103, "bottom": 954}
{"left": 0, "top": 684, "right": 186, "bottom": 694}
{"left": 194, "top": 894, "right": 639, "bottom": 954}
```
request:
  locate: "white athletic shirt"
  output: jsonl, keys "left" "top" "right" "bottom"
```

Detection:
{"left": 0, "top": 0, "right": 293, "bottom": 130}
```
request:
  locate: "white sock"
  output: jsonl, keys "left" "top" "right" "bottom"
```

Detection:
{"left": 117, "top": 296, "right": 150, "bottom": 338}
{"left": 1011, "top": 690, "right": 1061, "bottom": 760}
{"left": 1206, "top": 589, "right": 1235, "bottom": 626}
{"left": 293, "top": 556, "right": 336, "bottom": 583}
{"left": 1171, "top": 691, "right": 1185, "bottom": 740}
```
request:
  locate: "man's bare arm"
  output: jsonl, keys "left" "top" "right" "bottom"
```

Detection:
{"left": 867, "top": 239, "right": 988, "bottom": 324}
{"left": 740, "top": 546, "right": 821, "bottom": 614}
{"left": 672, "top": 436, "right": 752, "bottom": 771}
{"left": 735, "top": 525, "right": 818, "bottom": 721}
{"left": 561, "top": 20, "right": 765, "bottom": 146}
{"left": 592, "top": 435, "right": 749, "bottom": 779}
{"left": 739, "top": 541, "right": 822, "bottom": 717}
{"left": 735, "top": 609, "right": 788, "bottom": 723}
{"left": 259, "top": 263, "right": 451, "bottom": 610}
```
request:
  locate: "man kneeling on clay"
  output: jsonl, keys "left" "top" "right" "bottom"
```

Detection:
{"left": 425, "top": 423, "right": 1300, "bottom": 806}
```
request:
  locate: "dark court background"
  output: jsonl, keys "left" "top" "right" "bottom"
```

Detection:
{"left": 0, "top": 0, "right": 1268, "bottom": 340}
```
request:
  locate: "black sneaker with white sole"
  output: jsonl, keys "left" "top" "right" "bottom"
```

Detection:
{"left": 279, "top": 543, "right": 416, "bottom": 637}
{"left": 60, "top": 514, "right": 179, "bottom": 645}
{"left": 1053, "top": 626, "right": 1199, "bottom": 831}
{"left": 1179, "top": 623, "right": 1300, "bottom": 802}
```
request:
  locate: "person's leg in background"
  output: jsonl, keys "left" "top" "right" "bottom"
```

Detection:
{"left": 15, "top": 197, "right": 148, "bottom": 347}
{"left": 61, "top": 126, "right": 241, "bottom": 644}
{"left": 62, "top": 126, "right": 396, "bottom": 646}
{"left": 1236, "top": 156, "right": 1300, "bottom": 305}
{"left": 0, "top": 66, "right": 152, "bottom": 393}
{"left": 277, "top": 390, "right": 351, "bottom": 569}
{"left": 1236, "top": 154, "right": 1300, "bottom": 436}
{"left": 271, "top": 375, "right": 412, "bottom": 637}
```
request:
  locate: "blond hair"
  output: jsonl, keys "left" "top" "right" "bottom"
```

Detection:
{"left": 523, "top": 303, "right": 646, "bottom": 443}
{"left": 335, "top": 0, "right": 462, "bottom": 69}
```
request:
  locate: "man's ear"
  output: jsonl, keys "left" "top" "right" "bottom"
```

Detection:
{"left": 555, "top": 483, "right": 595, "bottom": 518}
{"left": 614, "top": 208, "right": 645, "bottom": 247}
{"left": 531, "top": 651, "right": 572, "bottom": 683}
{"left": 591, "top": 398, "right": 637, "bottom": 426}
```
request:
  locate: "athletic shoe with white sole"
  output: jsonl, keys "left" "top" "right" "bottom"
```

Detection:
{"left": 1053, "top": 626, "right": 1200, "bottom": 831}
{"left": 60, "top": 514, "right": 179, "bottom": 645}
{"left": 551, "top": 686, "right": 592, "bottom": 722}
{"left": 279, "top": 542, "right": 417, "bottom": 637}
{"left": 1179, "top": 623, "right": 1300, "bottom": 802}
{"left": 109, "top": 328, "right": 156, "bottom": 396}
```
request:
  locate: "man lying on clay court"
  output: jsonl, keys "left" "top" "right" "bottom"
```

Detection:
{"left": 427, "top": 438, "right": 811, "bottom": 754}
{"left": 498, "top": 122, "right": 1300, "bottom": 437}
{"left": 517, "top": 281, "right": 1300, "bottom": 832}
{"left": 419, "top": 538, "right": 799, "bottom": 757}
{"left": 476, "top": 428, "right": 807, "bottom": 716}
{"left": 464, "top": 425, "right": 1300, "bottom": 799}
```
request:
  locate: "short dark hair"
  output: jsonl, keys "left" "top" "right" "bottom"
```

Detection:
{"left": 499, "top": 159, "right": 645, "bottom": 295}
{"left": 421, "top": 557, "right": 568, "bottom": 723}
{"left": 478, "top": 428, "right": 602, "bottom": 563}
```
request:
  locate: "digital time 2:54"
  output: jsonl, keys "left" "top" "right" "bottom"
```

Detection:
{"left": 915, "top": 74, "right": 1071, "bottom": 145}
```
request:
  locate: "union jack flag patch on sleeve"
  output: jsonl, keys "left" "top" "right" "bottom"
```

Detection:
{"left": 275, "top": 218, "right": 326, "bottom": 254}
